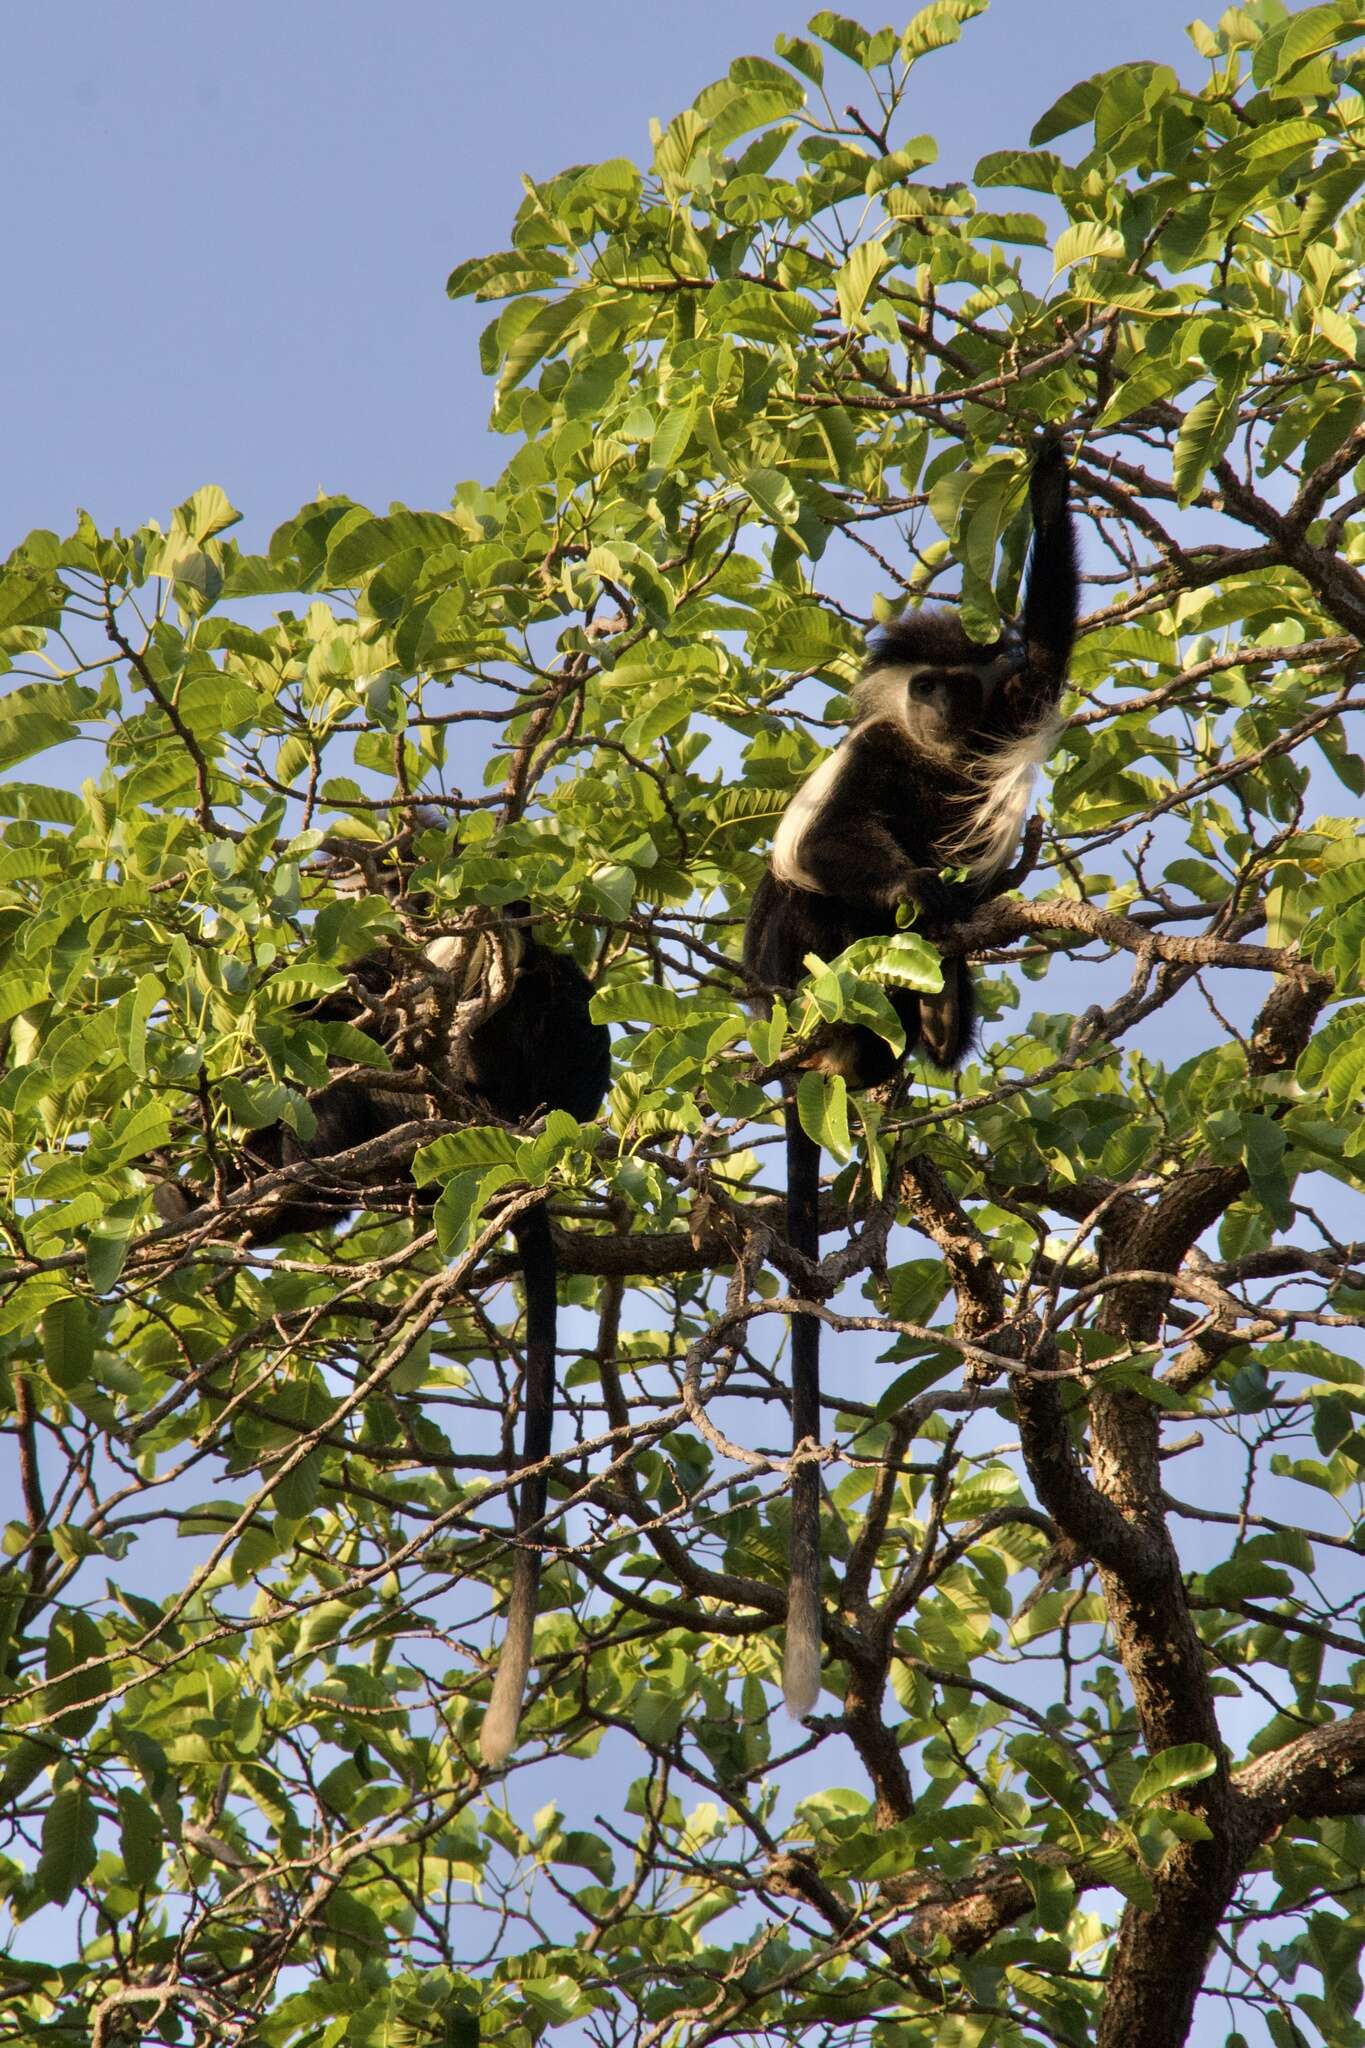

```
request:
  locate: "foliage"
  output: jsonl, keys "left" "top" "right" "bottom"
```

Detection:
{"left": 4, "top": 5, "right": 1365, "bottom": 2046}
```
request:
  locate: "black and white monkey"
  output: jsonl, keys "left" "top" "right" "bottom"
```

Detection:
{"left": 158, "top": 892, "right": 611, "bottom": 1767}
{"left": 743, "top": 431, "right": 1079, "bottom": 1718}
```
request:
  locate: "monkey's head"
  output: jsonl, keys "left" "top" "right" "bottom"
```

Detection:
{"left": 854, "top": 613, "right": 1024, "bottom": 760}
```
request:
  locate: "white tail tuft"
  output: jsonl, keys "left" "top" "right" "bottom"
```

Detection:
{"left": 478, "top": 1557, "right": 537, "bottom": 1767}
{"left": 782, "top": 1577, "right": 823, "bottom": 1719}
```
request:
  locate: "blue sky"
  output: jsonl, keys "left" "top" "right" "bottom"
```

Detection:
{"left": 5, "top": 0, "right": 1206, "bottom": 550}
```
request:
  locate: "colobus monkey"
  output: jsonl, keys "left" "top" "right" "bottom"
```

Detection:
{"left": 743, "top": 432, "right": 1078, "bottom": 1718}
{"left": 454, "top": 927, "right": 610, "bottom": 1766}
{"left": 159, "top": 898, "right": 611, "bottom": 1766}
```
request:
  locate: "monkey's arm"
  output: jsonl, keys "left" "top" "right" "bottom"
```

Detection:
{"left": 795, "top": 820, "right": 973, "bottom": 926}
{"left": 787, "top": 730, "right": 969, "bottom": 918}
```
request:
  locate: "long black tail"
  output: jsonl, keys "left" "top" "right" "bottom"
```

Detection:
{"left": 784, "top": 1099, "right": 822, "bottom": 1718}
{"left": 479, "top": 1200, "right": 556, "bottom": 1766}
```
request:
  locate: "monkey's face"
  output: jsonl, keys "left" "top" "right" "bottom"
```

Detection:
{"left": 909, "top": 664, "right": 984, "bottom": 736}
{"left": 855, "top": 639, "right": 1023, "bottom": 759}
{"left": 891, "top": 664, "right": 1003, "bottom": 760}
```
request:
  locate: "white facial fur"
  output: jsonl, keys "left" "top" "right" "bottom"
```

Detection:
{"left": 774, "top": 660, "right": 1060, "bottom": 890}
{"left": 852, "top": 662, "right": 932, "bottom": 731}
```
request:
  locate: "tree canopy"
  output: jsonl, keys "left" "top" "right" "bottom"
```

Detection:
{"left": 3, "top": 5, "right": 1365, "bottom": 2046}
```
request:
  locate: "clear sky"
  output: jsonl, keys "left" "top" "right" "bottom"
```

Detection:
{"left": 5, "top": 0, "right": 1207, "bottom": 551}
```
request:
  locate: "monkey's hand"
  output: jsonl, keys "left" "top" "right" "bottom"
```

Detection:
{"left": 1029, "top": 426, "right": 1070, "bottom": 528}
{"left": 897, "top": 870, "right": 977, "bottom": 930}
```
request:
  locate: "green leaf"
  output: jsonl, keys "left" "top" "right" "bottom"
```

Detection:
{"left": 0, "top": 1738, "right": 54, "bottom": 1806}
{"left": 835, "top": 240, "right": 888, "bottom": 328}
{"left": 101, "top": 1100, "right": 175, "bottom": 1168}
{"left": 633, "top": 1686, "right": 685, "bottom": 1744}
{"left": 548, "top": 1827, "right": 616, "bottom": 1884}
{"left": 1084, "top": 1840, "right": 1155, "bottom": 1907}
{"left": 774, "top": 33, "right": 824, "bottom": 84}
{"left": 1172, "top": 391, "right": 1238, "bottom": 507}
{"left": 86, "top": 1208, "right": 139, "bottom": 1293}
{"left": 415, "top": 1126, "right": 522, "bottom": 1182}
{"left": 433, "top": 1164, "right": 518, "bottom": 1254}
{"left": 868, "top": 932, "right": 943, "bottom": 989}
{"left": 1256, "top": 5, "right": 1352, "bottom": 82}
{"left": 1129, "top": 1743, "right": 1218, "bottom": 1807}
{"left": 1030, "top": 72, "right": 1106, "bottom": 144}
{"left": 589, "top": 983, "right": 722, "bottom": 1028}
{"left": 1299, "top": 1004, "right": 1365, "bottom": 1113}
{"left": 975, "top": 148, "right": 1063, "bottom": 193}
{"left": 36, "top": 1786, "right": 98, "bottom": 1904}
{"left": 695, "top": 76, "right": 806, "bottom": 152}
{"left": 796, "top": 1069, "right": 851, "bottom": 1161}
{"left": 1315, "top": 303, "right": 1359, "bottom": 361}
{"left": 748, "top": 997, "right": 788, "bottom": 1068}
{"left": 742, "top": 467, "right": 802, "bottom": 529}
{"left": 807, "top": 12, "right": 871, "bottom": 60}
{"left": 901, "top": 0, "right": 989, "bottom": 62}
{"left": 875, "top": 1353, "right": 957, "bottom": 1417}
{"left": 1242, "top": 1114, "right": 1292, "bottom": 1229}
{"left": 1052, "top": 221, "right": 1126, "bottom": 274}
{"left": 495, "top": 296, "right": 581, "bottom": 397}
{"left": 42, "top": 1298, "right": 93, "bottom": 1390}
{"left": 971, "top": 210, "right": 1049, "bottom": 246}
{"left": 115, "top": 972, "right": 161, "bottom": 1077}
{"left": 170, "top": 484, "right": 241, "bottom": 545}
{"left": 117, "top": 1787, "right": 164, "bottom": 1886}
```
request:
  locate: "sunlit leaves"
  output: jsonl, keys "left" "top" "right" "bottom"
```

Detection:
{"left": 1172, "top": 391, "right": 1241, "bottom": 506}
{"left": 974, "top": 146, "right": 1064, "bottom": 192}
{"left": 1051, "top": 220, "right": 1126, "bottom": 273}
{"left": 1029, "top": 71, "right": 1107, "bottom": 146}
{"left": 796, "top": 1066, "right": 851, "bottom": 1159}
{"left": 1298, "top": 1001, "right": 1365, "bottom": 1112}
{"left": 834, "top": 238, "right": 889, "bottom": 327}
{"left": 900, "top": 0, "right": 989, "bottom": 63}
{"left": 693, "top": 61, "right": 806, "bottom": 152}
{"left": 1255, "top": 1, "right": 1365, "bottom": 84}
{"left": 7, "top": 9, "right": 1365, "bottom": 2048}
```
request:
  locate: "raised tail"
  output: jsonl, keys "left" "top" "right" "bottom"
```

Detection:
{"left": 783, "top": 1099, "right": 823, "bottom": 1719}
{"left": 479, "top": 1200, "right": 556, "bottom": 1767}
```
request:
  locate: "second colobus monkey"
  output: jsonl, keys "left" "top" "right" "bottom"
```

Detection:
{"left": 159, "top": 899, "right": 611, "bottom": 1766}
{"left": 455, "top": 932, "right": 611, "bottom": 1765}
{"left": 743, "top": 432, "right": 1079, "bottom": 1717}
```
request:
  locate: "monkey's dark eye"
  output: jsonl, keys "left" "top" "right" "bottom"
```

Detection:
{"left": 910, "top": 675, "right": 938, "bottom": 699}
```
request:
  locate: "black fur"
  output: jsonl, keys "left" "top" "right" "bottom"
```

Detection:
{"left": 743, "top": 434, "right": 1078, "bottom": 1718}
{"left": 744, "top": 432, "right": 1077, "bottom": 1085}
{"left": 468, "top": 938, "right": 613, "bottom": 1126}
{"left": 231, "top": 927, "right": 610, "bottom": 1240}
{"left": 160, "top": 902, "right": 610, "bottom": 1766}
{"left": 783, "top": 1101, "right": 823, "bottom": 1719}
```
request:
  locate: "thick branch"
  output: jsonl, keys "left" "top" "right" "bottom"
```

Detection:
{"left": 1087, "top": 967, "right": 1334, "bottom": 2048}
{"left": 1232, "top": 1711, "right": 1365, "bottom": 1842}
{"left": 957, "top": 895, "right": 1306, "bottom": 975}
